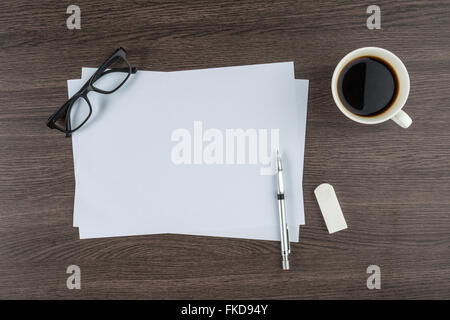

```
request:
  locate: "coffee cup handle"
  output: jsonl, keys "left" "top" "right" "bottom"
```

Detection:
{"left": 391, "top": 110, "right": 412, "bottom": 128}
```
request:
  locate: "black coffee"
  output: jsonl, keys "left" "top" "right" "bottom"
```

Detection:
{"left": 337, "top": 56, "right": 398, "bottom": 116}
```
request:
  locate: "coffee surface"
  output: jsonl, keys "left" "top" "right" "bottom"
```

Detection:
{"left": 338, "top": 56, "right": 398, "bottom": 116}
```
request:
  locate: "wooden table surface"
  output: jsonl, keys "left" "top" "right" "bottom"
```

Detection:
{"left": 0, "top": 0, "right": 449, "bottom": 299}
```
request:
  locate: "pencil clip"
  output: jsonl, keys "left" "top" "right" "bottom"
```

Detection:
{"left": 286, "top": 225, "right": 291, "bottom": 254}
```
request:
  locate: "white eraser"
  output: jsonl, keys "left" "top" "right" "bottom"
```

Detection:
{"left": 314, "top": 183, "right": 347, "bottom": 234}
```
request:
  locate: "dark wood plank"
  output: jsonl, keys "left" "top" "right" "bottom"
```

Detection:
{"left": 0, "top": 0, "right": 449, "bottom": 299}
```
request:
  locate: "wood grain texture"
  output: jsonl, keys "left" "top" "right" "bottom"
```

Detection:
{"left": 0, "top": 0, "right": 449, "bottom": 299}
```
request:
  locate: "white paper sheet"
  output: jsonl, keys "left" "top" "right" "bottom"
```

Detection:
{"left": 69, "top": 62, "right": 308, "bottom": 241}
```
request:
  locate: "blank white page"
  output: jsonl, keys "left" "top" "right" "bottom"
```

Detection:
{"left": 69, "top": 63, "right": 307, "bottom": 241}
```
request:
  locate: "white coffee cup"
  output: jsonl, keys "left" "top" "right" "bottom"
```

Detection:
{"left": 331, "top": 47, "right": 412, "bottom": 128}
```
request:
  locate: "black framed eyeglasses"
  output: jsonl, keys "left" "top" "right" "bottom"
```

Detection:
{"left": 46, "top": 47, "right": 137, "bottom": 137}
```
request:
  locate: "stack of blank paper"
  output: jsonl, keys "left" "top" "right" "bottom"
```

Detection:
{"left": 67, "top": 62, "right": 309, "bottom": 241}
